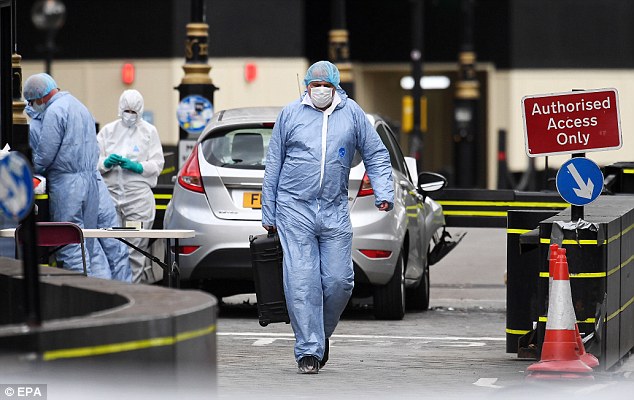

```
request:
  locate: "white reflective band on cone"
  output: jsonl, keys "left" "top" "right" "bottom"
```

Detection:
{"left": 545, "top": 280, "right": 577, "bottom": 330}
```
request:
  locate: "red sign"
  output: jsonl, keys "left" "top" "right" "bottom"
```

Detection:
{"left": 522, "top": 88, "right": 622, "bottom": 157}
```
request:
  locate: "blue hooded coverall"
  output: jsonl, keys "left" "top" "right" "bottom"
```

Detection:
{"left": 261, "top": 86, "right": 394, "bottom": 362}
{"left": 30, "top": 92, "right": 104, "bottom": 276}
{"left": 27, "top": 104, "right": 131, "bottom": 281}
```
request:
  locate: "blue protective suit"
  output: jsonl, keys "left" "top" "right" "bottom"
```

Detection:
{"left": 27, "top": 104, "right": 131, "bottom": 281}
{"left": 29, "top": 92, "right": 104, "bottom": 276}
{"left": 95, "top": 172, "right": 132, "bottom": 282}
{"left": 261, "top": 89, "right": 394, "bottom": 362}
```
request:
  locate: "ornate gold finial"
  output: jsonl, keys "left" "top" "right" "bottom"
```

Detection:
{"left": 12, "top": 53, "right": 27, "bottom": 125}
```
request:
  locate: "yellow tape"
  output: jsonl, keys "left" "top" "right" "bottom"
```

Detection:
{"left": 539, "top": 272, "right": 606, "bottom": 278}
{"left": 506, "top": 328, "right": 531, "bottom": 335}
{"left": 443, "top": 210, "right": 507, "bottom": 217}
{"left": 437, "top": 200, "right": 569, "bottom": 208}
{"left": 43, "top": 323, "right": 216, "bottom": 361}
{"left": 507, "top": 229, "right": 532, "bottom": 235}
{"left": 160, "top": 166, "right": 176, "bottom": 175}
{"left": 154, "top": 194, "right": 173, "bottom": 200}
{"left": 540, "top": 238, "right": 604, "bottom": 245}
{"left": 607, "top": 295, "right": 634, "bottom": 322}
{"left": 623, "top": 169, "right": 634, "bottom": 174}
{"left": 35, "top": 194, "right": 48, "bottom": 200}
{"left": 538, "top": 316, "right": 595, "bottom": 324}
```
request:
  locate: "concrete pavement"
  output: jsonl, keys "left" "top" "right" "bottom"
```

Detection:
{"left": 216, "top": 228, "right": 634, "bottom": 399}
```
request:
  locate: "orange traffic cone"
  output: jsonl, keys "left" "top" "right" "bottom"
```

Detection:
{"left": 575, "top": 324, "right": 599, "bottom": 368}
{"left": 555, "top": 248, "right": 599, "bottom": 369}
{"left": 526, "top": 252, "right": 593, "bottom": 379}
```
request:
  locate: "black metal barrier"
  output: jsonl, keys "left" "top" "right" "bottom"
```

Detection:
{"left": 604, "top": 162, "right": 634, "bottom": 194}
{"left": 0, "top": 257, "right": 218, "bottom": 389}
{"left": 152, "top": 184, "right": 175, "bottom": 230}
{"left": 506, "top": 209, "right": 560, "bottom": 355}
{"left": 507, "top": 195, "right": 634, "bottom": 370}
{"left": 432, "top": 188, "right": 569, "bottom": 228}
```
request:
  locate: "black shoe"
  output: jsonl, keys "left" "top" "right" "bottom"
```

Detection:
{"left": 320, "top": 339, "right": 329, "bottom": 368}
{"left": 297, "top": 355, "right": 320, "bottom": 374}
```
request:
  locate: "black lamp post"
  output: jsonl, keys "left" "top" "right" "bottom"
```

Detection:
{"left": 453, "top": 0, "right": 479, "bottom": 188}
{"left": 409, "top": 0, "right": 424, "bottom": 170}
{"left": 175, "top": 0, "right": 218, "bottom": 141}
{"left": 329, "top": 0, "right": 354, "bottom": 97}
{"left": 31, "top": 0, "right": 66, "bottom": 76}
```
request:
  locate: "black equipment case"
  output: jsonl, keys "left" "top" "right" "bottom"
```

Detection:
{"left": 249, "top": 232, "right": 290, "bottom": 326}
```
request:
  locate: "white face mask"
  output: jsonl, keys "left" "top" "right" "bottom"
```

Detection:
{"left": 310, "top": 86, "right": 334, "bottom": 109}
{"left": 32, "top": 101, "right": 48, "bottom": 114}
{"left": 121, "top": 111, "right": 138, "bottom": 127}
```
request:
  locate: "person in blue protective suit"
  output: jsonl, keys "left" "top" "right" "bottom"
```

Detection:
{"left": 25, "top": 103, "right": 132, "bottom": 281}
{"left": 261, "top": 61, "right": 394, "bottom": 374}
{"left": 95, "top": 174, "right": 133, "bottom": 282}
{"left": 23, "top": 73, "right": 106, "bottom": 277}
{"left": 97, "top": 89, "right": 164, "bottom": 284}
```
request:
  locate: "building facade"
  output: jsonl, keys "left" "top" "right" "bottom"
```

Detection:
{"left": 10, "top": 0, "right": 634, "bottom": 188}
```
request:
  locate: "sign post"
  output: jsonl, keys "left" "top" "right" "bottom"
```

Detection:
{"left": 522, "top": 88, "right": 621, "bottom": 221}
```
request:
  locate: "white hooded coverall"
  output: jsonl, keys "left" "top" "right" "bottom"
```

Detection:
{"left": 97, "top": 90, "right": 164, "bottom": 283}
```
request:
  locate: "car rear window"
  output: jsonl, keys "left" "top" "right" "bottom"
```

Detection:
{"left": 201, "top": 125, "right": 364, "bottom": 170}
{"left": 200, "top": 127, "right": 273, "bottom": 170}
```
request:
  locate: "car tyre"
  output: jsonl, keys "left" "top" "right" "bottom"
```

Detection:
{"left": 373, "top": 249, "right": 405, "bottom": 320}
{"left": 405, "top": 256, "right": 430, "bottom": 311}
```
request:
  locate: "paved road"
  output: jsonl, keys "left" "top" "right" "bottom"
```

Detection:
{"left": 216, "top": 228, "right": 634, "bottom": 399}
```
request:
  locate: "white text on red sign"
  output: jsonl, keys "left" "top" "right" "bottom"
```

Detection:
{"left": 521, "top": 89, "right": 621, "bottom": 157}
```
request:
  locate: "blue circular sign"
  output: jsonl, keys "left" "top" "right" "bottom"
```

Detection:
{"left": 0, "top": 152, "right": 35, "bottom": 221}
{"left": 556, "top": 157, "right": 603, "bottom": 206}
{"left": 176, "top": 95, "right": 213, "bottom": 135}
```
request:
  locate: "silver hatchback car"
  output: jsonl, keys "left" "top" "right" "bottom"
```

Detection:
{"left": 164, "top": 107, "right": 460, "bottom": 320}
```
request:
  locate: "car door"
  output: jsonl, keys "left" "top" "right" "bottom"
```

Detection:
{"left": 374, "top": 122, "right": 425, "bottom": 281}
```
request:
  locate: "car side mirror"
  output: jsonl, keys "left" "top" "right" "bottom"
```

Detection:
{"left": 417, "top": 172, "right": 447, "bottom": 197}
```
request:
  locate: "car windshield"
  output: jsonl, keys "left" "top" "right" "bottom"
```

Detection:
{"left": 200, "top": 125, "right": 364, "bottom": 170}
{"left": 200, "top": 127, "right": 272, "bottom": 170}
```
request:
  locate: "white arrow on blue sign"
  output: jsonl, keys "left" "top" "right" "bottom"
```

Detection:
{"left": 0, "top": 152, "right": 35, "bottom": 221}
{"left": 556, "top": 157, "right": 603, "bottom": 206}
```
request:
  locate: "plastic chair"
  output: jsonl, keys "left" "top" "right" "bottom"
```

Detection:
{"left": 15, "top": 222, "right": 87, "bottom": 276}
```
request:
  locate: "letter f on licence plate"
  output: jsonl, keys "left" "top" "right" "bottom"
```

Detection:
{"left": 243, "top": 192, "right": 262, "bottom": 208}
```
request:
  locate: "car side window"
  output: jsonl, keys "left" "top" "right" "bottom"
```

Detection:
{"left": 383, "top": 123, "right": 414, "bottom": 182}
{"left": 376, "top": 123, "right": 404, "bottom": 174}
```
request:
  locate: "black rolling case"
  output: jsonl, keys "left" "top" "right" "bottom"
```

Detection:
{"left": 249, "top": 232, "right": 290, "bottom": 326}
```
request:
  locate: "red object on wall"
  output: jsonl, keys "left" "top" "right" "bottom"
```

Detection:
{"left": 121, "top": 63, "right": 135, "bottom": 85}
{"left": 244, "top": 63, "right": 257, "bottom": 83}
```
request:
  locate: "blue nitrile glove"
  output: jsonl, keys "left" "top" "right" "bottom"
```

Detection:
{"left": 104, "top": 154, "right": 123, "bottom": 169}
{"left": 120, "top": 158, "right": 143, "bottom": 174}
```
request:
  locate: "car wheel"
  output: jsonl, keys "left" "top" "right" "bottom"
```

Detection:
{"left": 405, "top": 256, "right": 430, "bottom": 311}
{"left": 373, "top": 249, "right": 405, "bottom": 320}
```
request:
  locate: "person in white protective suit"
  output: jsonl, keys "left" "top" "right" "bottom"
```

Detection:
{"left": 97, "top": 90, "right": 164, "bottom": 283}
{"left": 23, "top": 73, "right": 104, "bottom": 276}
{"left": 25, "top": 103, "right": 131, "bottom": 282}
{"left": 261, "top": 61, "right": 394, "bottom": 374}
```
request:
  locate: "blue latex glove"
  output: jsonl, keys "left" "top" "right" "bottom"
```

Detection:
{"left": 120, "top": 158, "right": 143, "bottom": 174}
{"left": 104, "top": 154, "right": 123, "bottom": 169}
